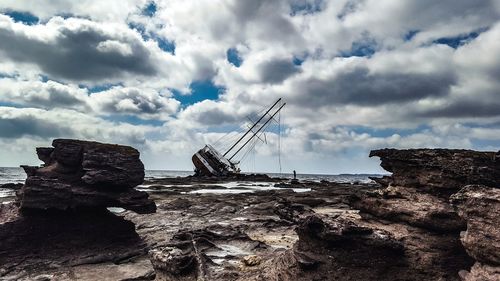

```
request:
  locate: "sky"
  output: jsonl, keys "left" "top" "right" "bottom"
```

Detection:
{"left": 0, "top": 0, "right": 499, "bottom": 174}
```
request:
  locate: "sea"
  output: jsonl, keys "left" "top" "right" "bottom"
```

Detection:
{"left": 0, "top": 167, "right": 382, "bottom": 199}
{"left": 1, "top": 167, "right": 381, "bottom": 185}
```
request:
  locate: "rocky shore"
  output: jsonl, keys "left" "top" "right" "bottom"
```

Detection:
{"left": 0, "top": 141, "right": 499, "bottom": 280}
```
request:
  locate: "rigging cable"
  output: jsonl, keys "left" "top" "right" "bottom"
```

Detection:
{"left": 278, "top": 106, "right": 282, "bottom": 176}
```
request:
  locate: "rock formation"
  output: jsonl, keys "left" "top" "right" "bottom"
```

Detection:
{"left": 451, "top": 185, "right": 500, "bottom": 280}
{"left": 261, "top": 148, "right": 500, "bottom": 280}
{"left": 1, "top": 139, "right": 157, "bottom": 279}
{"left": 369, "top": 148, "right": 500, "bottom": 198}
{"left": 17, "top": 139, "right": 156, "bottom": 214}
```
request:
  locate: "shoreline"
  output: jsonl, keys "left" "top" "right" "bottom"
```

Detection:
{"left": 1, "top": 144, "right": 499, "bottom": 280}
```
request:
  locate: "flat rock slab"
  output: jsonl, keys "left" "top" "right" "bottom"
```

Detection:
{"left": 370, "top": 148, "right": 500, "bottom": 197}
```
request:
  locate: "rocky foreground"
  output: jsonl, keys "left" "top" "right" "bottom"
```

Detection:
{"left": 0, "top": 142, "right": 499, "bottom": 280}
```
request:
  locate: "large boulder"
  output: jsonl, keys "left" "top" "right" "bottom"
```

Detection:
{"left": 370, "top": 149, "right": 500, "bottom": 198}
{"left": 17, "top": 139, "right": 155, "bottom": 214}
{"left": 451, "top": 185, "right": 500, "bottom": 280}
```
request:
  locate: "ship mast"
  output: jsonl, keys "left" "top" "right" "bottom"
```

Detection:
{"left": 223, "top": 98, "right": 282, "bottom": 157}
{"left": 228, "top": 101, "right": 286, "bottom": 161}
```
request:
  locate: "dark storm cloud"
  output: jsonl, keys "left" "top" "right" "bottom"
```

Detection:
{"left": 292, "top": 67, "right": 456, "bottom": 107}
{"left": 416, "top": 100, "right": 500, "bottom": 118}
{"left": 0, "top": 17, "right": 158, "bottom": 82}
{"left": 0, "top": 115, "right": 72, "bottom": 138}
{"left": 259, "top": 58, "right": 301, "bottom": 84}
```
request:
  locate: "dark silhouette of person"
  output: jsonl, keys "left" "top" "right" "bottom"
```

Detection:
{"left": 293, "top": 170, "right": 296, "bottom": 180}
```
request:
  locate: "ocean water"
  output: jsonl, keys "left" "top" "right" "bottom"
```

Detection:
{"left": 0, "top": 167, "right": 382, "bottom": 189}
{"left": 0, "top": 167, "right": 27, "bottom": 185}
{"left": 146, "top": 170, "right": 380, "bottom": 184}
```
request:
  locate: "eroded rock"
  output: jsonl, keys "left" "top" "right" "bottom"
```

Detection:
{"left": 460, "top": 263, "right": 500, "bottom": 281}
{"left": 351, "top": 186, "right": 465, "bottom": 232}
{"left": 370, "top": 149, "right": 500, "bottom": 198}
{"left": 17, "top": 139, "right": 156, "bottom": 214}
{"left": 0, "top": 206, "right": 148, "bottom": 277}
{"left": 450, "top": 185, "right": 500, "bottom": 280}
{"left": 259, "top": 214, "right": 472, "bottom": 281}
{"left": 451, "top": 185, "right": 500, "bottom": 265}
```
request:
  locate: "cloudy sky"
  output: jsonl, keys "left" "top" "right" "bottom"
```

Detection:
{"left": 0, "top": 0, "right": 499, "bottom": 174}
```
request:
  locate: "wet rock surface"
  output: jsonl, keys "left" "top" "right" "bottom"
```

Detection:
{"left": 18, "top": 139, "right": 155, "bottom": 214}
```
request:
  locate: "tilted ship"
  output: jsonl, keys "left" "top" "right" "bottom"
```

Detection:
{"left": 192, "top": 98, "right": 285, "bottom": 176}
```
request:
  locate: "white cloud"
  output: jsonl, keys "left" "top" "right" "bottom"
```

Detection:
{"left": 0, "top": 1, "right": 499, "bottom": 172}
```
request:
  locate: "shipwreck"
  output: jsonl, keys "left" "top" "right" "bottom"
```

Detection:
{"left": 192, "top": 98, "right": 285, "bottom": 176}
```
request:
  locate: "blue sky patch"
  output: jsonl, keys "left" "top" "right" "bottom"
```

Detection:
{"left": 0, "top": 101, "right": 28, "bottom": 108}
{"left": 340, "top": 39, "right": 377, "bottom": 57}
{"left": 226, "top": 48, "right": 242, "bottom": 67}
{"left": 85, "top": 83, "right": 121, "bottom": 93}
{"left": 173, "top": 80, "right": 224, "bottom": 106}
{"left": 157, "top": 37, "right": 175, "bottom": 54}
{"left": 128, "top": 22, "right": 175, "bottom": 54}
{"left": 290, "top": 0, "right": 324, "bottom": 16}
{"left": 404, "top": 30, "right": 419, "bottom": 41}
{"left": 142, "top": 1, "right": 157, "bottom": 17}
{"left": 433, "top": 28, "right": 488, "bottom": 49}
{"left": 293, "top": 55, "right": 306, "bottom": 66}
{"left": 3, "top": 11, "right": 39, "bottom": 25}
{"left": 0, "top": 73, "right": 17, "bottom": 79}
{"left": 128, "top": 22, "right": 147, "bottom": 36}
{"left": 471, "top": 139, "right": 500, "bottom": 150}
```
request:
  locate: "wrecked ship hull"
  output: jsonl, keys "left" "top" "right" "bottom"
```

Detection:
{"left": 192, "top": 145, "right": 239, "bottom": 176}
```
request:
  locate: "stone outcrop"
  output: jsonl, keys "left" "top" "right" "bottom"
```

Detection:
{"left": 250, "top": 148, "right": 500, "bottom": 280}
{"left": 350, "top": 186, "right": 465, "bottom": 232}
{"left": 350, "top": 149, "right": 500, "bottom": 280}
{"left": 451, "top": 185, "right": 500, "bottom": 280}
{"left": 262, "top": 214, "right": 470, "bottom": 281}
{"left": 0, "top": 207, "right": 151, "bottom": 279}
{"left": 17, "top": 139, "right": 156, "bottom": 214}
{"left": 370, "top": 149, "right": 500, "bottom": 198}
{"left": 263, "top": 148, "right": 500, "bottom": 280}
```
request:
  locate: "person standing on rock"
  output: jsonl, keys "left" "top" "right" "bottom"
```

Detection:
{"left": 293, "top": 170, "right": 297, "bottom": 180}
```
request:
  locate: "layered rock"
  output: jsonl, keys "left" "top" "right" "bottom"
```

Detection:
{"left": 0, "top": 208, "right": 150, "bottom": 279}
{"left": 17, "top": 139, "right": 156, "bottom": 214}
{"left": 370, "top": 149, "right": 500, "bottom": 197}
{"left": 351, "top": 186, "right": 465, "bottom": 232}
{"left": 261, "top": 214, "right": 470, "bottom": 281}
{"left": 350, "top": 149, "right": 500, "bottom": 280}
{"left": 262, "top": 148, "right": 500, "bottom": 280}
{"left": 451, "top": 185, "right": 500, "bottom": 280}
